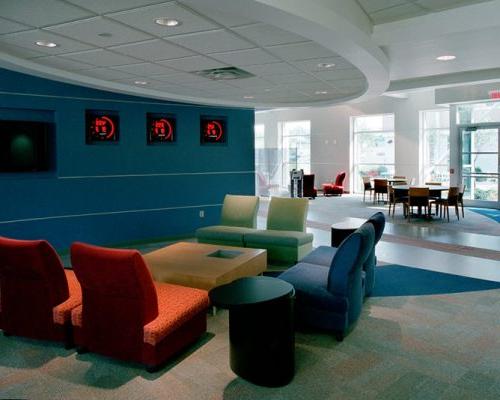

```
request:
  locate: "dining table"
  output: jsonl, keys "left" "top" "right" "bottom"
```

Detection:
{"left": 392, "top": 185, "right": 449, "bottom": 218}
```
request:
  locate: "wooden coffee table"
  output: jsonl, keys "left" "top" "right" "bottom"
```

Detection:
{"left": 143, "top": 242, "right": 267, "bottom": 291}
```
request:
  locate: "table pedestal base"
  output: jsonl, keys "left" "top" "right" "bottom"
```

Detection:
{"left": 229, "top": 296, "right": 294, "bottom": 387}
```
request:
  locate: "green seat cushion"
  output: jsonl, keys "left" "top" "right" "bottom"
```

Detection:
{"left": 244, "top": 230, "right": 314, "bottom": 247}
{"left": 196, "top": 225, "right": 257, "bottom": 242}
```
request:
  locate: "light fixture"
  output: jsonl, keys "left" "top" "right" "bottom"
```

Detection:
{"left": 243, "top": 95, "right": 254, "bottom": 99}
{"left": 315, "top": 90, "right": 328, "bottom": 95}
{"left": 35, "top": 40, "right": 58, "bottom": 48}
{"left": 436, "top": 55, "right": 456, "bottom": 61}
{"left": 317, "top": 63, "right": 335, "bottom": 69}
{"left": 97, "top": 32, "right": 113, "bottom": 38}
{"left": 134, "top": 80, "right": 149, "bottom": 85}
{"left": 264, "top": 88, "right": 272, "bottom": 92}
{"left": 154, "top": 17, "right": 181, "bottom": 27}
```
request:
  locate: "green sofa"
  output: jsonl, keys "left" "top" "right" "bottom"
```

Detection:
{"left": 196, "top": 194, "right": 259, "bottom": 247}
{"left": 196, "top": 195, "right": 313, "bottom": 264}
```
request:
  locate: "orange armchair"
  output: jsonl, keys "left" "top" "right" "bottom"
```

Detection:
{"left": 70, "top": 242, "right": 209, "bottom": 372}
{"left": 0, "top": 236, "right": 81, "bottom": 347}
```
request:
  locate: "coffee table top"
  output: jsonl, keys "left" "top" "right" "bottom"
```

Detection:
{"left": 331, "top": 217, "right": 365, "bottom": 231}
{"left": 210, "top": 276, "right": 294, "bottom": 308}
{"left": 143, "top": 242, "right": 267, "bottom": 290}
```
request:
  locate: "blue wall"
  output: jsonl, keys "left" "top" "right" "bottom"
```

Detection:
{"left": 0, "top": 68, "right": 255, "bottom": 249}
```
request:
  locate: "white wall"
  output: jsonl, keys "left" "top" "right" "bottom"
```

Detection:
{"left": 256, "top": 89, "right": 453, "bottom": 192}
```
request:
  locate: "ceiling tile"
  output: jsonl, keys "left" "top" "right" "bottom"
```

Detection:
{"left": 357, "top": 0, "right": 407, "bottom": 14}
{"left": 111, "top": 62, "right": 177, "bottom": 76}
{"left": 167, "top": 29, "right": 254, "bottom": 54}
{"left": 0, "top": 17, "right": 32, "bottom": 35}
{"left": 226, "top": 77, "right": 273, "bottom": 89}
{"left": 80, "top": 67, "right": 137, "bottom": 80}
{"left": 210, "top": 48, "right": 280, "bottom": 67}
{"left": 0, "top": 0, "right": 94, "bottom": 27}
{"left": 64, "top": 0, "right": 166, "bottom": 14}
{"left": 370, "top": 3, "right": 427, "bottom": 24}
{"left": 61, "top": 49, "right": 141, "bottom": 67}
{"left": 178, "top": 1, "right": 256, "bottom": 27}
{"left": 292, "top": 57, "right": 354, "bottom": 72}
{"left": 108, "top": 2, "right": 218, "bottom": 37}
{"left": 266, "top": 41, "right": 337, "bottom": 61}
{"left": 109, "top": 39, "right": 194, "bottom": 61}
{"left": 156, "top": 55, "right": 227, "bottom": 72}
{"left": 0, "top": 29, "right": 95, "bottom": 55}
{"left": 242, "top": 62, "right": 302, "bottom": 76}
{"left": 312, "top": 69, "right": 365, "bottom": 81}
{"left": 36, "top": 55, "right": 95, "bottom": 70}
{"left": 153, "top": 71, "right": 210, "bottom": 84}
{"left": 46, "top": 17, "right": 153, "bottom": 47}
{"left": 264, "top": 72, "right": 318, "bottom": 84}
{"left": 232, "top": 23, "right": 307, "bottom": 46}
{"left": 0, "top": 42, "right": 47, "bottom": 58}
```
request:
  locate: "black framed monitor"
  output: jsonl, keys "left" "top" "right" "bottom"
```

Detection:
{"left": 0, "top": 120, "right": 52, "bottom": 172}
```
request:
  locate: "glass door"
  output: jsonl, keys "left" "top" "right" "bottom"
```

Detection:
{"left": 460, "top": 125, "right": 499, "bottom": 207}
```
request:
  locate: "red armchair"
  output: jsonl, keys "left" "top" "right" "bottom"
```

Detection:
{"left": 322, "top": 171, "right": 346, "bottom": 196}
{"left": 70, "top": 242, "right": 209, "bottom": 372}
{"left": 0, "top": 236, "right": 81, "bottom": 347}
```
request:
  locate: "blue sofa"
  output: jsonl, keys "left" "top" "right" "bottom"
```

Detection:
{"left": 279, "top": 223, "right": 375, "bottom": 341}
{"left": 297, "top": 212, "right": 385, "bottom": 297}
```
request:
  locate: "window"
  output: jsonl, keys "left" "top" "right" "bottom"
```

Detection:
{"left": 279, "top": 120, "right": 311, "bottom": 188}
{"left": 254, "top": 124, "right": 265, "bottom": 149}
{"left": 352, "top": 114, "right": 395, "bottom": 192}
{"left": 420, "top": 109, "right": 450, "bottom": 185}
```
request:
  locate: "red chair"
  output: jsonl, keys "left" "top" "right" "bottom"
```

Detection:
{"left": 0, "top": 236, "right": 81, "bottom": 347}
{"left": 303, "top": 174, "right": 317, "bottom": 199}
{"left": 70, "top": 242, "right": 209, "bottom": 372}
{"left": 322, "top": 171, "right": 346, "bottom": 196}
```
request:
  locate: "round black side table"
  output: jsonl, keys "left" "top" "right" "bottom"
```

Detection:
{"left": 331, "top": 217, "right": 365, "bottom": 247}
{"left": 209, "top": 276, "right": 295, "bottom": 387}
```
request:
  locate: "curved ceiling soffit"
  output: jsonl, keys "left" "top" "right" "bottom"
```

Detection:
{"left": 0, "top": 0, "right": 390, "bottom": 108}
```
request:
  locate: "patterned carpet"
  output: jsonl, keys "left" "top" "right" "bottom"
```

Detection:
{"left": 1, "top": 285, "right": 500, "bottom": 399}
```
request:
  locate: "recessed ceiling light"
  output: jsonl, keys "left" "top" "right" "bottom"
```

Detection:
{"left": 244, "top": 95, "right": 254, "bottom": 99}
{"left": 436, "top": 55, "right": 456, "bottom": 61}
{"left": 315, "top": 91, "right": 328, "bottom": 95}
{"left": 154, "top": 17, "right": 181, "bottom": 27}
{"left": 317, "top": 63, "right": 335, "bottom": 69}
{"left": 134, "top": 80, "right": 149, "bottom": 85}
{"left": 35, "top": 40, "right": 58, "bottom": 48}
{"left": 264, "top": 88, "right": 272, "bottom": 92}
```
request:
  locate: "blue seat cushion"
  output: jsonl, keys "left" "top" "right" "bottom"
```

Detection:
{"left": 301, "top": 246, "right": 337, "bottom": 267}
{"left": 279, "top": 263, "right": 348, "bottom": 313}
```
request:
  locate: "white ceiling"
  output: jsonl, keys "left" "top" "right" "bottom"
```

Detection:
{"left": 0, "top": 0, "right": 369, "bottom": 106}
{"left": 356, "top": 0, "right": 492, "bottom": 24}
{"left": 0, "top": 0, "right": 498, "bottom": 107}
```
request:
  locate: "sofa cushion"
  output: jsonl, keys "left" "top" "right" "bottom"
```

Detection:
{"left": 244, "top": 230, "right": 314, "bottom": 247}
{"left": 301, "top": 246, "right": 337, "bottom": 267}
{"left": 220, "top": 194, "right": 259, "bottom": 228}
{"left": 196, "top": 225, "right": 257, "bottom": 243}
{"left": 267, "top": 197, "right": 309, "bottom": 232}
{"left": 279, "top": 263, "right": 348, "bottom": 312}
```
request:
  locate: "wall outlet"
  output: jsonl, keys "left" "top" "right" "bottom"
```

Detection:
{"left": 199, "top": 210, "right": 205, "bottom": 218}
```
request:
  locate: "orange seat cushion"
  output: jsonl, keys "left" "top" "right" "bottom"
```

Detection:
{"left": 71, "top": 282, "right": 209, "bottom": 346}
{"left": 52, "top": 269, "right": 82, "bottom": 325}
{"left": 143, "top": 283, "right": 209, "bottom": 346}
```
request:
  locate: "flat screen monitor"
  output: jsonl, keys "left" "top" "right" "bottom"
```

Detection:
{"left": 0, "top": 120, "right": 51, "bottom": 172}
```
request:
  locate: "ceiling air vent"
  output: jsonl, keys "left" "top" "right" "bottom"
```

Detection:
{"left": 196, "top": 66, "right": 255, "bottom": 80}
